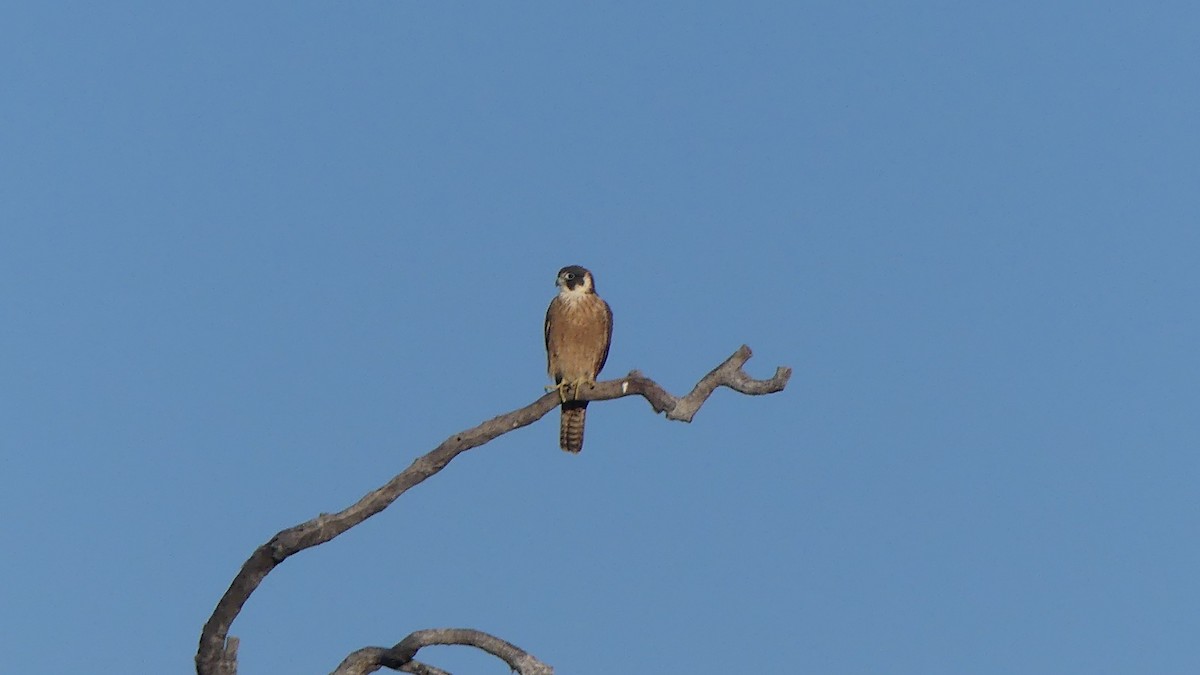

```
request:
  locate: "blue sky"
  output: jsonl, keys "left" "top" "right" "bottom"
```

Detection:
{"left": 2, "top": 3, "right": 1197, "bottom": 674}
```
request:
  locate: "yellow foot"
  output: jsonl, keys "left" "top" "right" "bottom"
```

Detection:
{"left": 569, "top": 379, "right": 594, "bottom": 402}
{"left": 546, "top": 381, "right": 571, "bottom": 403}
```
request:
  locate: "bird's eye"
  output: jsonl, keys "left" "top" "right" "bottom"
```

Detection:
{"left": 565, "top": 273, "right": 575, "bottom": 280}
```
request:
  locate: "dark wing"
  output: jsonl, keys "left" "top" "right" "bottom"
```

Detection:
{"left": 544, "top": 296, "right": 559, "bottom": 381}
{"left": 594, "top": 298, "right": 613, "bottom": 375}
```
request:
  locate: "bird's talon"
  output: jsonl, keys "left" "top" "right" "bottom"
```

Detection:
{"left": 549, "top": 381, "right": 570, "bottom": 403}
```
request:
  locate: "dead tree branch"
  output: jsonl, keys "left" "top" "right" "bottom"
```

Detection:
{"left": 332, "top": 628, "right": 554, "bottom": 675}
{"left": 196, "top": 345, "right": 790, "bottom": 675}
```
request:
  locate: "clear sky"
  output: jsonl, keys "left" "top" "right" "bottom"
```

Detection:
{"left": 2, "top": 3, "right": 1197, "bottom": 674}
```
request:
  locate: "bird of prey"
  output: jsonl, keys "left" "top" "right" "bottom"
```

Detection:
{"left": 544, "top": 265, "right": 613, "bottom": 453}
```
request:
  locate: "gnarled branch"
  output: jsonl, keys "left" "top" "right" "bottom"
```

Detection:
{"left": 196, "top": 345, "right": 790, "bottom": 675}
{"left": 571, "top": 343, "right": 791, "bottom": 421}
{"left": 332, "top": 628, "right": 553, "bottom": 675}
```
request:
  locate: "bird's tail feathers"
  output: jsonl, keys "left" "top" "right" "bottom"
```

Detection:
{"left": 559, "top": 401, "right": 587, "bottom": 453}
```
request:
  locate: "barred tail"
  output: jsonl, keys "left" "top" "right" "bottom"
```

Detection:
{"left": 559, "top": 401, "right": 587, "bottom": 453}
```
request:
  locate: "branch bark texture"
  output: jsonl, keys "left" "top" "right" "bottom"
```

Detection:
{"left": 196, "top": 345, "right": 790, "bottom": 675}
{"left": 332, "top": 628, "right": 554, "bottom": 675}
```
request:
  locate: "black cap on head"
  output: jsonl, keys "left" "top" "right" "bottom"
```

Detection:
{"left": 557, "top": 265, "right": 592, "bottom": 291}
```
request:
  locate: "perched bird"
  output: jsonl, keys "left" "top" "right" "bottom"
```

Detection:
{"left": 544, "top": 265, "right": 613, "bottom": 453}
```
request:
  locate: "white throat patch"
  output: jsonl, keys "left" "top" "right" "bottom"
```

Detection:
{"left": 558, "top": 284, "right": 591, "bottom": 304}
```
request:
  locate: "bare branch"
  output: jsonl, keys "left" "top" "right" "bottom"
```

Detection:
{"left": 196, "top": 345, "right": 789, "bottom": 675}
{"left": 211, "top": 636, "right": 238, "bottom": 675}
{"left": 572, "top": 344, "right": 791, "bottom": 421}
{"left": 330, "top": 648, "right": 450, "bottom": 675}
{"left": 397, "top": 662, "right": 451, "bottom": 675}
{"left": 331, "top": 628, "right": 553, "bottom": 675}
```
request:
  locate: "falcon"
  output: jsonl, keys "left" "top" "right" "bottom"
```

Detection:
{"left": 544, "top": 265, "right": 613, "bottom": 453}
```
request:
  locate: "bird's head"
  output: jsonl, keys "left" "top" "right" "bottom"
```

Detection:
{"left": 555, "top": 265, "right": 595, "bottom": 295}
